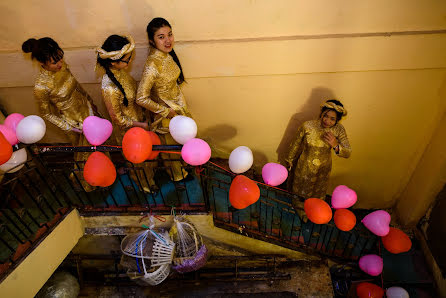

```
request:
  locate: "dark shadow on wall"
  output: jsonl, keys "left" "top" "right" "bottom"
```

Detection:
{"left": 276, "top": 87, "right": 336, "bottom": 164}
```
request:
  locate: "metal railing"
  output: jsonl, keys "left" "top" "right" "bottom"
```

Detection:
{"left": 0, "top": 144, "right": 378, "bottom": 279}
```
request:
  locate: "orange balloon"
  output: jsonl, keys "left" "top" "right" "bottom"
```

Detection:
{"left": 0, "top": 131, "right": 13, "bottom": 165}
{"left": 122, "top": 127, "right": 152, "bottom": 163}
{"left": 229, "top": 175, "right": 260, "bottom": 209}
{"left": 304, "top": 198, "right": 332, "bottom": 224}
{"left": 334, "top": 209, "right": 356, "bottom": 231}
{"left": 356, "top": 282, "right": 384, "bottom": 298}
{"left": 83, "top": 152, "right": 116, "bottom": 187}
{"left": 381, "top": 227, "right": 412, "bottom": 254}
{"left": 147, "top": 131, "right": 161, "bottom": 160}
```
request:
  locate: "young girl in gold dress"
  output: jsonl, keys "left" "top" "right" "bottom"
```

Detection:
{"left": 136, "top": 17, "right": 192, "bottom": 182}
{"left": 285, "top": 99, "right": 351, "bottom": 210}
{"left": 96, "top": 34, "right": 157, "bottom": 193}
{"left": 22, "top": 37, "right": 99, "bottom": 191}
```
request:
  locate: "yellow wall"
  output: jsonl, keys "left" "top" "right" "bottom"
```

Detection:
{"left": 0, "top": 210, "right": 84, "bottom": 298}
{"left": 0, "top": 1, "right": 446, "bottom": 209}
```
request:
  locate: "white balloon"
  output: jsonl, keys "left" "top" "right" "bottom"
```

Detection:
{"left": 16, "top": 115, "right": 46, "bottom": 144}
{"left": 0, "top": 148, "right": 27, "bottom": 173}
{"left": 386, "top": 287, "right": 409, "bottom": 298}
{"left": 169, "top": 116, "right": 197, "bottom": 144}
{"left": 229, "top": 146, "right": 253, "bottom": 174}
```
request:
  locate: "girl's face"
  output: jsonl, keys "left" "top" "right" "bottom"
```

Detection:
{"left": 321, "top": 110, "right": 337, "bottom": 128}
{"left": 111, "top": 52, "right": 132, "bottom": 70}
{"left": 151, "top": 26, "right": 174, "bottom": 53}
{"left": 42, "top": 57, "right": 63, "bottom": 72}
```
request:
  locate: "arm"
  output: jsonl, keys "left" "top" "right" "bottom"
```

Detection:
{"left": 285, "top": 124, "right": 306, "bottom": 170}
{"left": 102, "top": 87, "right": 136, "bottom": 131}
{"left": 335, "top": 125, "right": 351, "bottom": 158}
{"left": 34, "top": 85, "right": 72, "bottom": 131}
{"left": 135, "top": 61, "right": 170, "bottom": 118}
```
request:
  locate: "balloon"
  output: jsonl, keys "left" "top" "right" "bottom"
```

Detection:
{"left": 16, "top": 115, "right": 46, "bottom": 144}
{"left": 361, "top": 210, "right": 391, "bottom": 236}
{"left": 304, "top": 198, "right": 332, "bottom": 224}
{"left": 229, "top": 146, "right": 253, "bottom": 174}
{"left": 334, "top": 209, "right": 356, "bottom": 231}
{"left": 83, "top": 152, "right": 116, "bottom": 187}
{"left": 147, "top": 131, "right": 161, "bottom": 160}
{"left": 4, "top": 113, "right": 25, "bottom": 133}
{"left": 382, "top": 227, "right": 412, "bottom": 254}
{"left": 331, "top": 185, "right": 357, "bottom": 209}
{"left": 0, "top": 148, "right": 27, "bottom": 173}
{"left": 169, "top": 115, "right": 197, "bottom": 144}
{"left": 0, "top": 132, "right": 13, "bottom": 165}
{"left": 82, "top": 116, "right": 112, "bottom": 146}
{"left": 356, "top": 282, "right": 384, "bottom": 298}
{"left": 122, "top": 127, "right": 152, "bottom": 163}
{"left": 359, "top": 254, "right": 383, "bottom": 276}
{"left": 229, "top": 175, "right": 260, "bottom": 209}
{"left": 181, "top": 138, "right": 211, "bottom": 166}
{"left": 386, "top": 287, "right": 409, "bottom": 298}
{"left": 0, "top": 124, "right": 18, "bottom": 145}
{"left": 261, "top": 163, "right": 288, "bottom": 186}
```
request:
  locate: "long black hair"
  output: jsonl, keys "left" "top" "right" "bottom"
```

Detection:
{"left": 146, "top": 17, "right": 185, "bottom": 84}
{"left": 97, "top": 35, "right": 130, "bottom": 106}
{"left": 320, "top": 99, "right": 345, "bottom": 123}
{"left": 22, "top": 37, "right": 64, "bottom": 64}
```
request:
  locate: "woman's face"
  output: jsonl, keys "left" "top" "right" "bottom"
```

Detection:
{"left": 151, "top": 26, "right": 174, "bottom": 53}
{"left": 111, "top": 52, "right": 132, "bottom": 70}
{"left": 321, "top": 110, "right": 337, "bottom": 128}
{"left": 42, "top": 57, "right": 63, "bottom": 72}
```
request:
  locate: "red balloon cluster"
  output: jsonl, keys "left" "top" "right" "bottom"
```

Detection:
{"left": 229, "top": 175, "right": 260, "bottom": 209}
{"left": 356, "top": 282, "right": 384, "bottom": 298}
{"left": 83, "top": 152, "right": 116, "bottom": 187}
{"left": 0, "top": 132, "right": 12, "bottom": 165}
{"left": 122, "top": 127, "right": 152, "bottom": 163}
{"left": 381, "top": 227, "right": 412, "bottom": 254}
{"left": 304, "top": 198, "right": 332, "bottom": 224}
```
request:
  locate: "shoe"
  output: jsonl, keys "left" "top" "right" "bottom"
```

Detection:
{"left": 143, "top": 185, "right": 159, "bottom": 194}
{"left": 174, "top": 174, "right": 195, "bottom": 183}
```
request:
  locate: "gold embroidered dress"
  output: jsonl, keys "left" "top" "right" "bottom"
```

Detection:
{"left": 286, "top": 119, "right": 351, "bottom": 199}
{"left": 101, "top": 68, "right": 156, "bottom": 191}
{"left": 136, "top": 47, "right": 191, "bottom": 181}
{"left": 34, "top": 61, "right": 96, "bottom": 190}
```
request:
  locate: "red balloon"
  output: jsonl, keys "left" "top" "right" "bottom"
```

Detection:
{"left": 304, "top": 198, "right": 332, "bottom": 224}
{"left": 229, "top": 175, "right": 260, "bottom": 209}
{"left": 147, "top": 131, "right": 161, "bottom": 160}
{"left": 83, "top": 152, "right": 116, "bottom": 187}
{"left": 381, "top": 227, "right": 412, "bottom": 254}
{"left": 0, "top": 131, "right": 13, "bottom": 165}
{"left": 334, "top": 209, "right": 356, "bottom": 231}
{"left": 356, "top": 282, "right": 384, "bottom": 298}
{"left": 122, "top": 127, "right": 152, "bottom": 163}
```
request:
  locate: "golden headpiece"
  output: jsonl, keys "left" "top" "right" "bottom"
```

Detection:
{"left": 96, "top": 35, "right": 135, "bottom": 60}
{"left": 320, "top": 101, "right": 347, "bottom": 116}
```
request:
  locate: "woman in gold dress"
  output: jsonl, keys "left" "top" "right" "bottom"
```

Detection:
{"left": 136, "top": 17, "right": 192, "bottom": 182}
{"left": 96, "top": 34, "right": 157, "bottom": 193}
{"left": 22, "top": 37, "right": 98, "bottom": 191}
{"left": 285, "top": 100, "right": 351, "bottom": 207}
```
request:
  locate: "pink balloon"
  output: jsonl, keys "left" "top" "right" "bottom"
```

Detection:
{"left": 181, "top": 138, "right": 211, "bottom": 166}
{"left": 362, "top": 210, "right": 391, "bottom": 236}
{"left": 82, "top": 116, "right": 113, "bottom": 146}
{"left": 331, "top": 185, "right": 357, "bottom": 209}
{"left": 262, "top": 163, "right": 288, "bottom": 186}
{"left": 4, "top": 113, "right": 25, "bottom": 133}
{"left": 0, "top": 124, "right": 18, "bottom": 145}
{"left": 359, "top": 254, "right": 383, "bottom": 276}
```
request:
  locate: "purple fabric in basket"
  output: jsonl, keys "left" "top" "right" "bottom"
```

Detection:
{"left": 173, "top": 244, "right": 208, "bottom": 273}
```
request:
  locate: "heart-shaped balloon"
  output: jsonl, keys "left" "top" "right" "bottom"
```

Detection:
{"left": 331, "top": 185, "right": 357, "bottom": 209}
{"left": 229, "top": 175, "right": 260, "bottom": 209}
{"left": 356, "top": 282, "right": 384, "bottom": 298}
{"left": 0, "top": 124, "right": 18, "bottom": 146}
{"left": 381, "top": 227, "right": 412, "bottom": 254}
{"left": 82, "top": 116, "right": 113, "bottom": 146}
{"left": 361, "top": 210, "right": 391, "bottom": 236}
{"left": 262, "top": 162, "right": 288, "bottom": 186}
{"left": 181, "top": 138, "right": 211, "bottom": 166}
{"left": 4, "top": 113, "right": 25, "bottom": 133}
{"left": 304, "top": 198, "right": 333, "bottom": 224}
{"left": 359, "top": 254, "right": 383, "bottom": 276}
{"left": 83, "top": 152, "right": 116, "bottom": 187}
{"left": 0, "top": 131, "right": 13, "bottom": 165}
